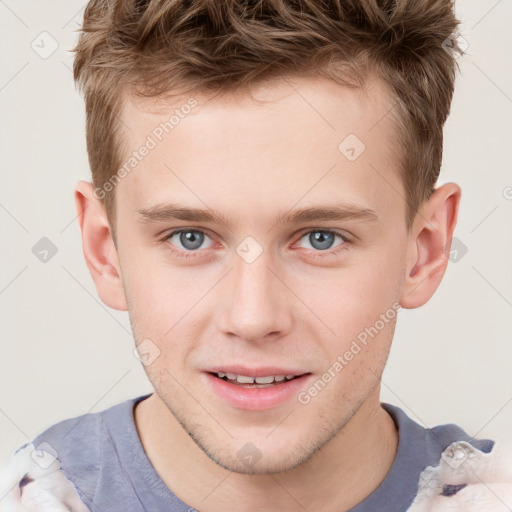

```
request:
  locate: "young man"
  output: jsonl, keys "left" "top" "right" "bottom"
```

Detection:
{"left": 1, "top": 1, "right": 511, "bottom": 511}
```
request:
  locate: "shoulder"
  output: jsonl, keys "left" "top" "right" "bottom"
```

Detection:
{"left": 407, "top": 438, "right": 512, "bottom": 511}
{"left": 382, "top": 402, "right": 495, "bottom": 458}
{"left": 383, "top": 403, "right": 512, "bottom": 512}
{"left": 3, "top": 394, "right": 150, "bottom": 510}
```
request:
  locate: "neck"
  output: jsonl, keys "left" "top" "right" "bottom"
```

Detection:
{"left": 134, "top": 389, "right": 398, "bottom": 511}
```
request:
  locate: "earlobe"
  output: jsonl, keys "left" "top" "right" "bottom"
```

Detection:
{"left": 74, "top": 180, "right": 127, "bottom": 311}
{"left": 400, "top": 183, "right": 461, "bottom": 309}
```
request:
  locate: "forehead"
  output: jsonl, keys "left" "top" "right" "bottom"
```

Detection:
{"left": 122, "top": 74, "right": 394, "bottom": 146}
{"left": 116, "top": 75, "right": 404, "bottom": 229}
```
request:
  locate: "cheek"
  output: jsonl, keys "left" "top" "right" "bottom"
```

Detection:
{"left": 121, "top": 255, "right": 210, "bottom": 370}
{"left": 121, "top": 250, "right": 205, "bottom": 328}
{"left": 299, "top": 250, "right": 403, "bottom": 338}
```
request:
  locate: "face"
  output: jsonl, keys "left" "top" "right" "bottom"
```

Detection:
{"left": 111, "top": 76, "right": 411, "bottom": 474}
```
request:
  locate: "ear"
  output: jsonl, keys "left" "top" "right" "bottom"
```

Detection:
{"left": 400, "top": 182, "right": 461, "bottom": 309}
{"left": 74, "top": 180, "right": 127, "bottom": 311}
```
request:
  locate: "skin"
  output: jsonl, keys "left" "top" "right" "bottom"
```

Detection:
{"left": 75, "top": 75, "right": 461, "bottom": 511}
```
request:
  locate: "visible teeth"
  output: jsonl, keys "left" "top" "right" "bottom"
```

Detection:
{"left": 216, "top": 372, "right": 297, "bottom": 383}
{"left": 255, "top": 376, "right": 275, "bottom": 384}
{"left": 236, "top": 375, "right": 255, "bottom": 384}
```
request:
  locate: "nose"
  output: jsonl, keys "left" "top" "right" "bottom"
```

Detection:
{"left": 218, "top": 247, "right": 293, "bottom": 343}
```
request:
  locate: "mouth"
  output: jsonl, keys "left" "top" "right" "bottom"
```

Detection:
{"left": 203, "top": 368, "right": 313, "bottom": 410}
{"left": 208, "top": 371, "right": 307, "bottom": 388}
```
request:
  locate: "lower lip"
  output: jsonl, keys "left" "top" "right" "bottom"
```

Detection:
{"left": 203, "top": 372, "right": 312, "bottom": 411}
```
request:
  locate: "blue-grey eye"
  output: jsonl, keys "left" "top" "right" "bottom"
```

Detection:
{"left": 299, "top": 230, "right": 345, "bottom": 251}
{"left": 169, "top": 230, "right": 213, "bottom": 251}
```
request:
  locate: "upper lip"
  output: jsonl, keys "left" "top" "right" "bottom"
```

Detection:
{"left": 205, "top": 366, "right": 310, "bottom": 378}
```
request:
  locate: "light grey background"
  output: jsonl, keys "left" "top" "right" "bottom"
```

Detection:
{"left": 1, "top": 1, "right": 511, "bottom": 468}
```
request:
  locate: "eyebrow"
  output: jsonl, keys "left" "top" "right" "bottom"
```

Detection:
{"left": 136, "top": 202, "right": 379, "bottom": 226}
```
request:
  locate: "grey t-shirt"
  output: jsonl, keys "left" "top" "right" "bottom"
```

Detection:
{"left": 17, "top": 393, "right": 493, "bottom": 512}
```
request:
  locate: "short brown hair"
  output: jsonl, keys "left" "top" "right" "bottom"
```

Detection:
{"left": 73, "top": 0, "right": 462, "bottom": 237}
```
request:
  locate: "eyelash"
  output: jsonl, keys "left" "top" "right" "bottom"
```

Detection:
{"left": 161, "top": 228, "right": 351, "bottom": 260}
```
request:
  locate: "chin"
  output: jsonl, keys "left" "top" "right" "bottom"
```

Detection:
{"left": 208, "top": 448, "right": 310, "bottom": 476}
